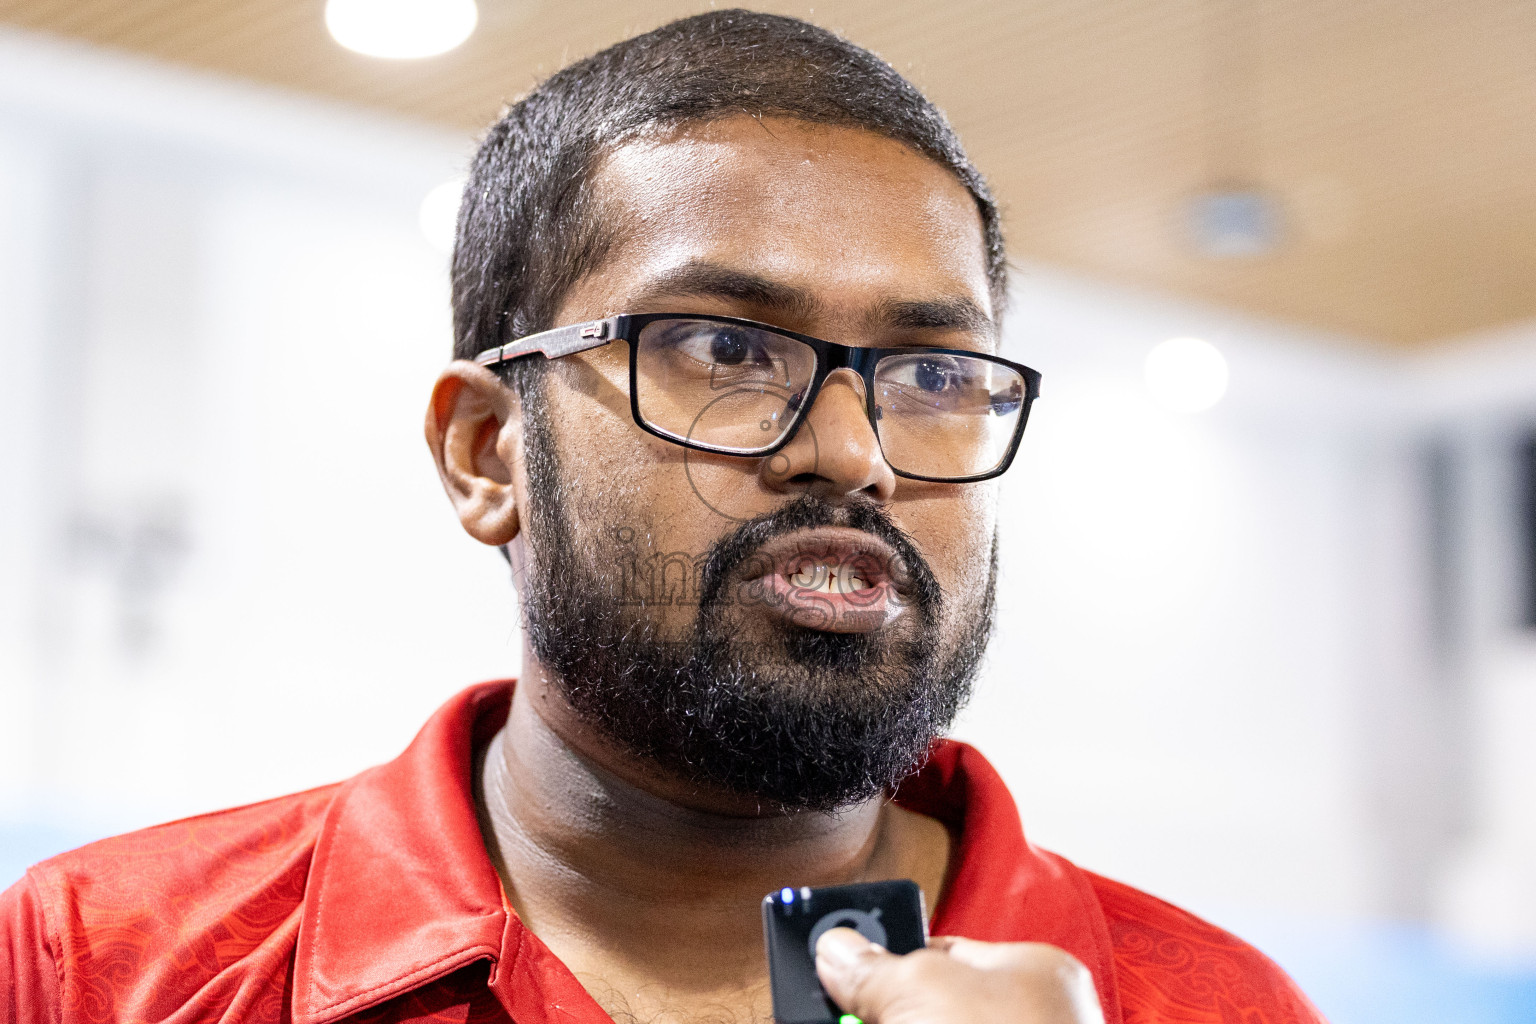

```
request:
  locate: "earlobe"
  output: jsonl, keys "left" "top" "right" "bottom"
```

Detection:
{"left": 425, "top": 362, "right": 523, "bottom": 547}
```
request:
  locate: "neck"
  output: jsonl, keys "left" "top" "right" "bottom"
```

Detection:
{"left": 473, "top": 661, "right": 950, "bottom": 1012}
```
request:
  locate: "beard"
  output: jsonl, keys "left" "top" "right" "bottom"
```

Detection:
{"left": 515, "top": 394, "right": 997, "bottom": 813}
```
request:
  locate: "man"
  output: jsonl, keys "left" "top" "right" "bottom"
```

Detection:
{"left": 2, "top": 11, "right": 1324, "bottom": 1024}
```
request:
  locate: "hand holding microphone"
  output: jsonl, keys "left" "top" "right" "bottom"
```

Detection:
{"left": 814, "top": 928, "right": 1106, "bottom": 1024}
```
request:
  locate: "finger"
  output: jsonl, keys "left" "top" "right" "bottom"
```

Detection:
{"left": 927, "top": 934, "right": 1030, "bottom": 969}
{"left": 943, "top": 939, "right": 1104, "bottom": 1024}
{"left": 814, "top": 927, "right": 896, "bottom": 1019}
{"left": 937, "top": 935, "right": 1036, "bottom": 970}
{"left": 931, "top": 936, "right": 1087, "bottom": 973}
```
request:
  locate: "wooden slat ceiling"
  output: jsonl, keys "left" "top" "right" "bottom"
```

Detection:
{"left": 4, "top": 0, "right": 1534, "bottom": 346}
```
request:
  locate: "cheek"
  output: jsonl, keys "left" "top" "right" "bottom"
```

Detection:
{"left": 544, "top": 371, "right": 724, "bottom": 559}
{"left": 899, "top": 487, "right": 998, "bottom": 604}
{"left": 540, "top": 371, "right": 651, "bottom": 528}
{"left": 564, "top": 437, "right": 662, "bottom": 544}
{"left": 673, "top": 453, "right": 789, "bottom": 526}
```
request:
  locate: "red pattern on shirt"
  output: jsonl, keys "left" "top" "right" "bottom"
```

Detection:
{"left": 16, "top": 789, "right": 330, "bottom": 1023}
{"left": 1090, "top": 873, "right": 1325, "bottom": 1024}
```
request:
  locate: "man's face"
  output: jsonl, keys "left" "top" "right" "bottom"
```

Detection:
{"left": 503, "top": 116, "right": 1001, "bottom": 810}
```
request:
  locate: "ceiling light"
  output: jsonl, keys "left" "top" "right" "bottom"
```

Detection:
{"left": 1187, "top": 188, "right": 1281, "bottom": 259}
{"left": 419, "top": 177, "right": 465, "bottom": 254}
{"left": 1145, "top": 338, "right": 1229, "bottom": 414}
{"left": 326, "top": 0, "right": 478, "bottom": 59}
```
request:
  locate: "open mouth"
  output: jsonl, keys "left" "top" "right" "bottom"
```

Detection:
{"left": 742, "top": 527, "right": 911, "bottom": 633}
{"left": 784, "top": 562, "right": 875, "bottom": 594}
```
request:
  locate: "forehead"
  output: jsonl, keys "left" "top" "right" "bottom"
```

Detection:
{"left": 577, "top": 115, "right": 992, "bottom": 321}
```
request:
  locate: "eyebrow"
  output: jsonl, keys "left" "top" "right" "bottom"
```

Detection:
{"left": 627, "top": 262, "right": 821, "bottom": 321}
{"left": 626, "top": 260, "right": 995, "bottom": 339}
{"left": 872, "top": 296, "right": 994, "bottom": 337}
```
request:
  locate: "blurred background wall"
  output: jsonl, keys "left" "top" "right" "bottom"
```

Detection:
{"left": 1, "top": 4, "right": 1534, "bottom": 1022}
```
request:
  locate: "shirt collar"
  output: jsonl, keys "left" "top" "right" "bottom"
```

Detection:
{"left": 291, "top": 682, "right": 1120, "bottom": 1024}
{"left": 292, "top": 682, "right": 513, "bottom": 1024}
{"left": 897, "top": 742, "right": 1123, "bottom": 1022}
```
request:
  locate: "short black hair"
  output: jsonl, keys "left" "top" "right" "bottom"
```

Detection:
{"left": 451, "top": 8, "right": 1005, "bottom": 382}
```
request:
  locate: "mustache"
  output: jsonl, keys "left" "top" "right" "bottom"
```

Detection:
{"left": 695, "top": 494, "right": 943, "bottom": 628}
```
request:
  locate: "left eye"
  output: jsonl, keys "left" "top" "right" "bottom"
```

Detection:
{"left": 708, "top": 328, "right": 752, "bottom": 365}
{"left": 894, "top": 356, "right": 964, "bottom": 393}
{"left": 918, "top": 359, "right": 955, "bottom": 392}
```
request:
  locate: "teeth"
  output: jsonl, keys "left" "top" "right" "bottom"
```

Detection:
{"left": 789, "top": 565, "right": 826, "bottom": 590}
{"left": 786, "top": 564, "right": 873, "bottom": 594}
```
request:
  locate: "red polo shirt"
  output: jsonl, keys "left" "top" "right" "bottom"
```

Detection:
{"left": 2, "top": 682, "right": 1323, "bottom": 1024}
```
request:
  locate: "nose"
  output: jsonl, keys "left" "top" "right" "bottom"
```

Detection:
{"left": 761, "top": 368, "right": 897, "bottom": 502}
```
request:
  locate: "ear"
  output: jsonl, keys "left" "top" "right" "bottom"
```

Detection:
{"left": 425, "top": 361, "right": 523, "bottom": 547}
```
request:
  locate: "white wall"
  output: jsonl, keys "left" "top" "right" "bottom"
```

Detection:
{"left": 0, "top": 26, "right": 1532, "bottom": 963}
{"left": 954, "top": 269, "right": 1383, "bottom": 920}
{"left": 0, "top": 28, "right": 514, "bottom": 832}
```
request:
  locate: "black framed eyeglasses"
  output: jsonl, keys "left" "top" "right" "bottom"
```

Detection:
{"left": 474, "top": 313, "right": 1042, "bottom": 483}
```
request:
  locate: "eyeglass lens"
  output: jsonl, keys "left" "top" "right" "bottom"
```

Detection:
{"left": 633, "top": 318, "right": 1025, "bottom": 479}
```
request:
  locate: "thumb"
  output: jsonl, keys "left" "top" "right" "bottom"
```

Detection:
{"left": 814, "top": 927, "right": 899, "bottom": 1021}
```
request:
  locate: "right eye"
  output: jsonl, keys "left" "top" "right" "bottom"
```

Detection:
{"left": 657, "top": 323, "right": 777, "bottom": 368}
{"left": 636, "top": 318, "right": 817, "bottom": 398}
{"left": 657, "top": 327, "right": 764, "bottom": 366}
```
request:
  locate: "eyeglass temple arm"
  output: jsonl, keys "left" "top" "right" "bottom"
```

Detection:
{"left": 473, "top": 318, "right": 616, "bottom": 368}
